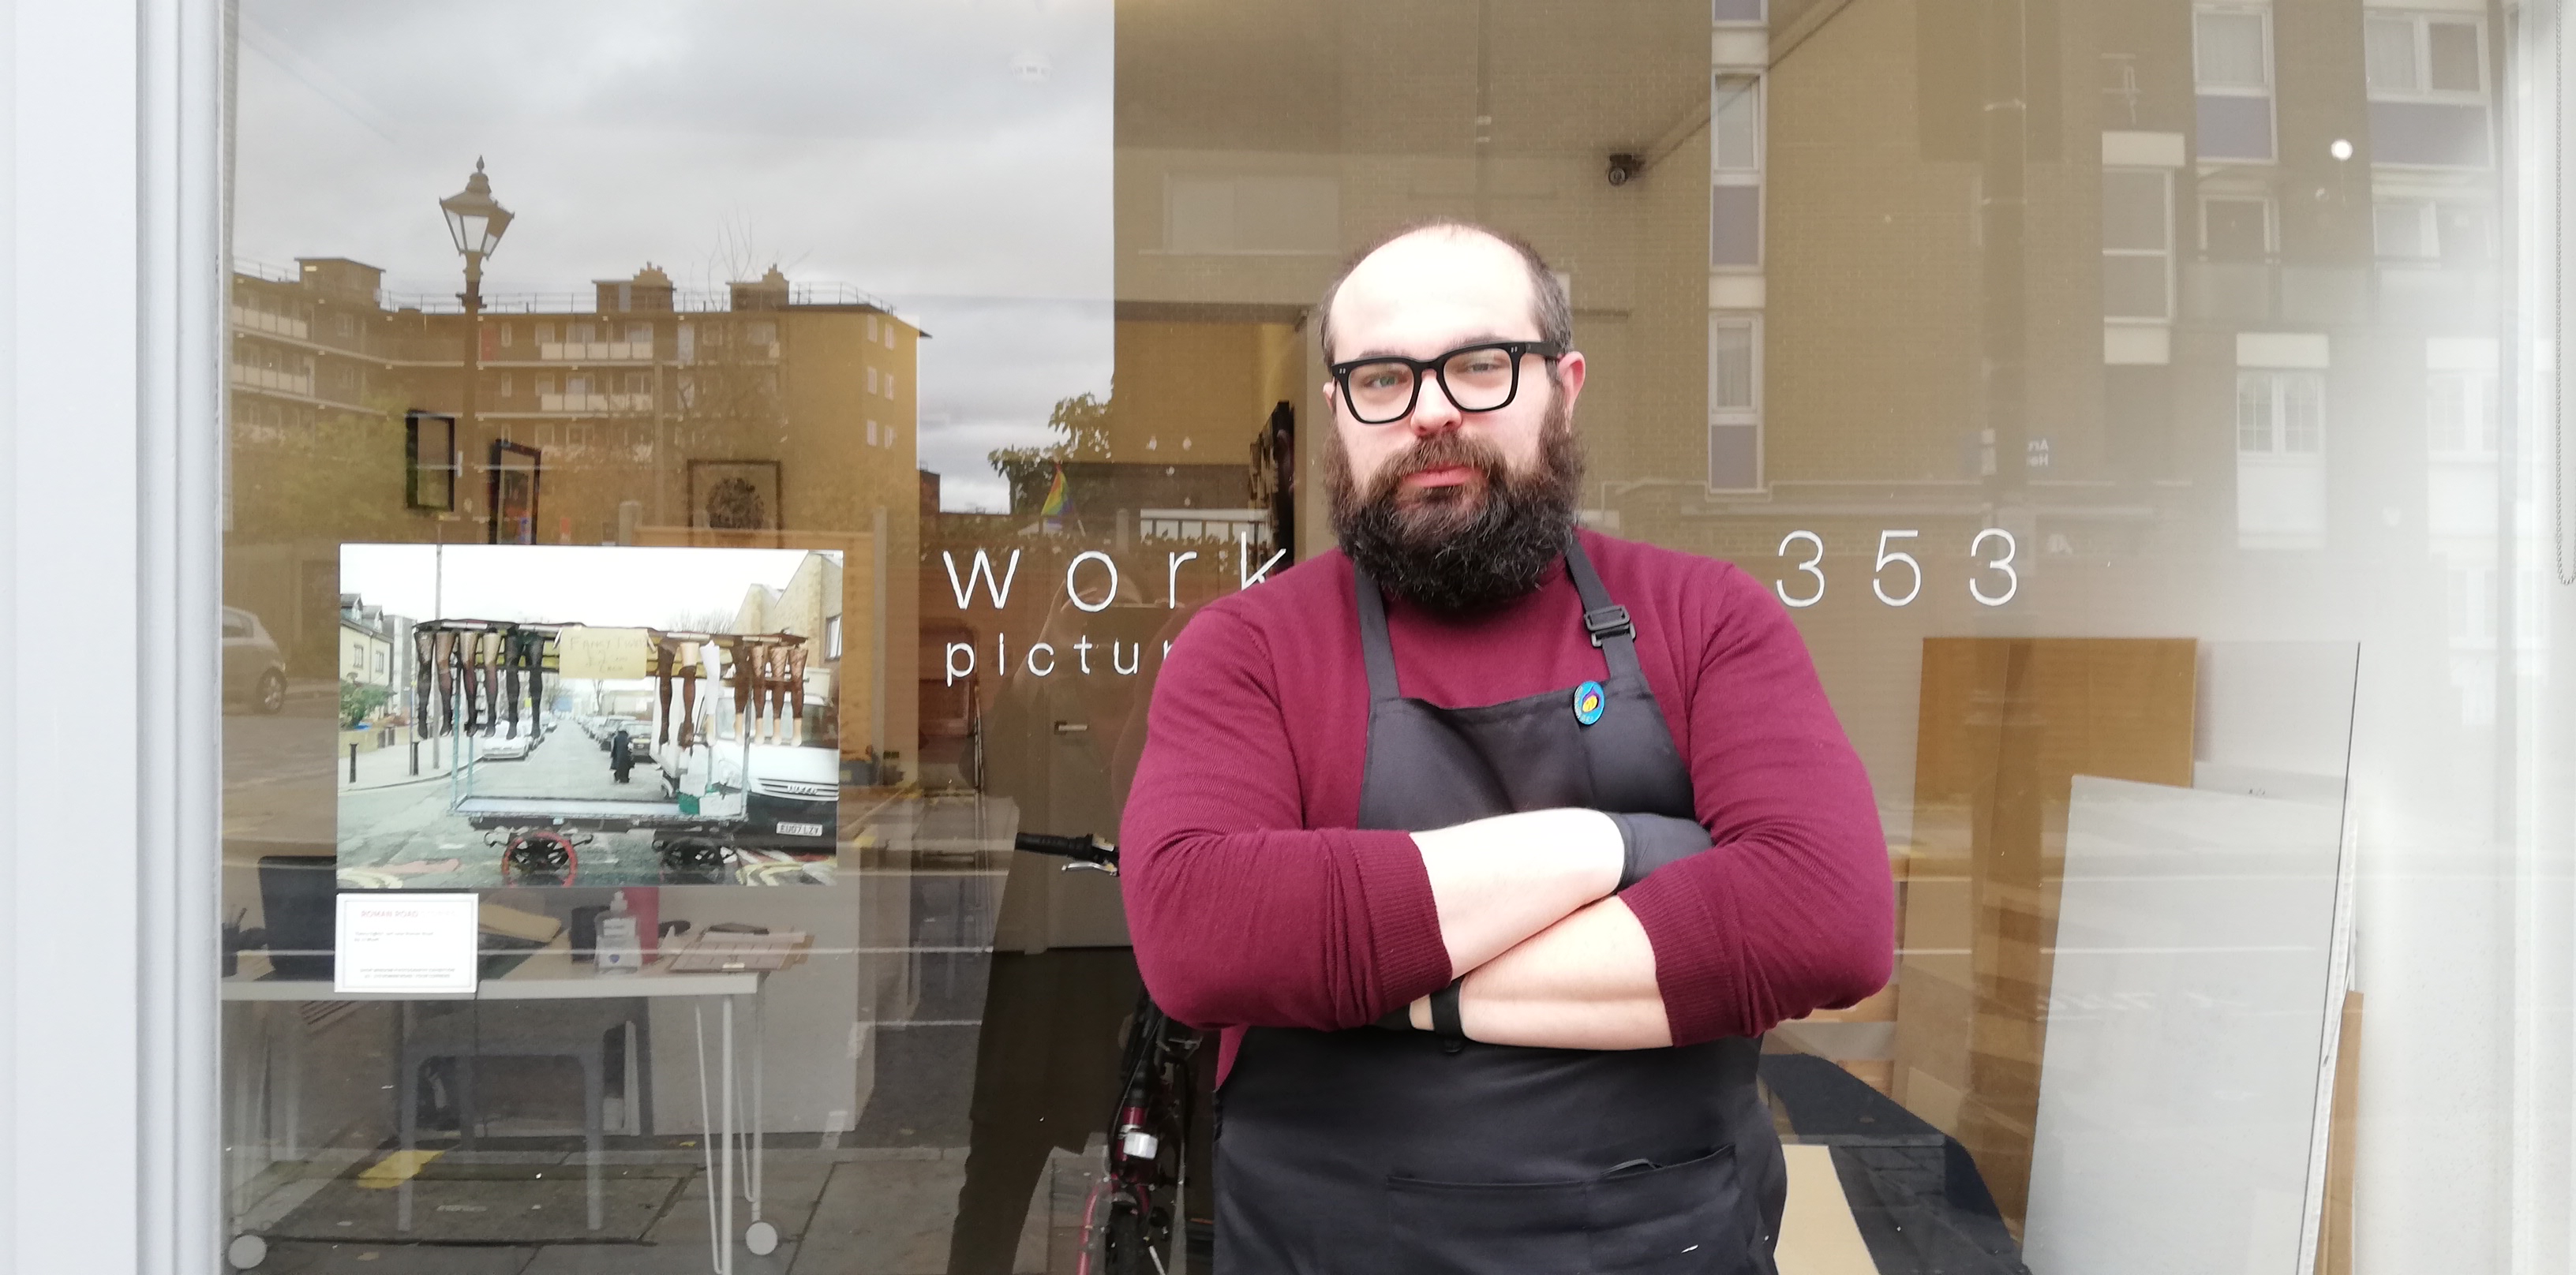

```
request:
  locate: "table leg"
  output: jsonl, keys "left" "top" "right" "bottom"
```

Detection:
{"left": 694, "top": 1003, "right": 725, "bottom": 1275}
{"left": 721, "top": 996, "right": 736, "bottom": 1275}
{"left": 396, "top": 1003, "right": 415, "bottom": 1234}
{"left": 751, "top": 992, "right": 765, "bottom": 1222}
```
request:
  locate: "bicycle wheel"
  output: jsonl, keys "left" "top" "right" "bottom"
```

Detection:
{"left": 1082, "top": 1187, "right": 1163, "bottom": 1275}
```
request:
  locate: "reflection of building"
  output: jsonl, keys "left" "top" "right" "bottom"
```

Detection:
{"left": 732, "top": 551, "right": 847, "bottom": 745}
{"left": 226, "top": 260, "right": 923, "bottom": 712}
{"left": 334, "top": 599, "right": 391, "bottom": 689}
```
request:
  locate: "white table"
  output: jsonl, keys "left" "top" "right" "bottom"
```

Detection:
{"left": 221, "top": 947, "right": 773, "bottom": 1273}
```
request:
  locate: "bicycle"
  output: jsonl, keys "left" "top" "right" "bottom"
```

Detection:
{"left": 1013, "top": 832, "right": 1200, "bottom": 1275}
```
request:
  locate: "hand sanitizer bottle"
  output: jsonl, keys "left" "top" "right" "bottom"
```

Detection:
{"left": 597, "top": 890, "right": 643, "bottom": 976}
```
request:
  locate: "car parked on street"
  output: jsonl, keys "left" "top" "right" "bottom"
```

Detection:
{"left": 222, "top": 607, "right": 287, "bottom": 715}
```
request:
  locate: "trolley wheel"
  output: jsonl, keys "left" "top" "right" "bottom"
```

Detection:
{"left": 746, "top": 1220, "right": 780, "bottom": 1255}
{"left": 657, "top": 836, "right": 729, "bottom": 883}
{"left": 499, "top": 830, "right": 579, "bottom": 885}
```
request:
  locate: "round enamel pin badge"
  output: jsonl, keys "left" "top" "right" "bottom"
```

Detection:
{"left": 1573, "top": 680, "right": 1606, "bottom": 726}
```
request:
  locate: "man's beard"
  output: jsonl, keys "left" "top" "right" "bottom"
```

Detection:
{"left": 1325, "top": 393, "right": 1583, "bottom": 615}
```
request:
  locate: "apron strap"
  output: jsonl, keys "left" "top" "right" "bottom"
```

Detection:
{"left": 1352, "top": 564, "right": 1404, "bottom": 702}
{"left": 1561, "top": 533, "right": 1646, "bottom": 684}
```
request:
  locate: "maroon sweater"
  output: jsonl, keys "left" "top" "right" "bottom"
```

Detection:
{"left": 1118, "top": 531, "right": 1893, "bottom": 1082}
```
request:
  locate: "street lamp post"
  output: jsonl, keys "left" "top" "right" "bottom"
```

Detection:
{"left": 439, "top": 159, "right": 514, "bottom": 540}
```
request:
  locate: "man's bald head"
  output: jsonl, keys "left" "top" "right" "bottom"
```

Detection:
{"left": 1316, "top": 220, "right": 1572, "bottom": 365}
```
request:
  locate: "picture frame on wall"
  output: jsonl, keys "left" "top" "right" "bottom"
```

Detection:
{"left": 488, "top": 439, "right": 541, "bottom": 545}
{"left": 405, "top": 410, "right": 458, "bottom": 511}
{"left": 687, "top": 459, "right": 784, "bottom": 544}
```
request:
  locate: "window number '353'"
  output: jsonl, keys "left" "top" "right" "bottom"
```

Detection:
{"left": 1772, "top": 529, "right": 2020, "bottom": 608}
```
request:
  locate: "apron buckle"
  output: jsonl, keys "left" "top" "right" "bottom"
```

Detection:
{"left": 1582, "top": 605, "right": 1633, "bottom": 647}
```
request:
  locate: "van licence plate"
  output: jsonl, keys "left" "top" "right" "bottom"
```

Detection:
{"left": 775, "top": 821, "right": 825, "bottom": 838}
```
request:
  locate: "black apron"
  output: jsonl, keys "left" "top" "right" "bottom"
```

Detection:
{"left": 1214, "top": 537, "right": 1785, "bottom": 1274}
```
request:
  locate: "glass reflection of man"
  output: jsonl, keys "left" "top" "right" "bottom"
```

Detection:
{"left": 1121, "top": 221, "right": 1893, "bottom": 1271}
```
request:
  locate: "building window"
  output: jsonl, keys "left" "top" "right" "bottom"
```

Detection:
{"left": 627, "top": 322, "right": 653, "bottom": 346}
{"left": 885, "top": 374, "right": 897, "bottom": 398}
{"left": 623, "top": 372, "right": 647, "bottom": 395}
{"left": 1708, "top": 315, "right": 1761, "bottom": 490}
{"left": 536, "top": 322, "right": 556, "bottom": 346}
{"left": 826, "top": 615, "right": 844, "bottom": 660}
{"left": 1710, "top": 73, "right": 1763, "bottom": 268}
{"left": 2237, "top": 369, "right": 2327, "bottom": 546}
{"left": 500, "top": 372, "right": 514, "bottom": 398}
{"left": 2427, "top": 368, "right": 2496, "bottom": 456}
{"left": 866, "top": 316, "right": 879, "bottom": 341}
{"left": 2367, "top": 13, "right": 2484, "bottom": 99}
{"left": 566, "top": 375, "right": 590, "bottom": 398}
{"left": 867, "top": 419, "right": 881, "bottom": 447}
{"left": 2237, "top": 370, "right": 2323, "bottom": 456}
{"left": 499, "top": 323, "right": 513, "bottom": 349}
{"left": 867, "top": 366, "right": 880, "bottom": 394}
{"left": 2365, "top": 13, "right": 2490, "bottom": 166}
{"left": 2102, "top": 169, "right": 2174, "bottom": 320}
{"left": 1713, "top": 0, "right": 1764, "bottom": 21}
{"left": 2373, "top": 197, "right": 2491, "bottom": 261}
{"left": 571, "top": 322, "right": 597, "bottom": 346}
{"left": 2202, "top": 193, "right": 2275, "bottom": 260}
{"left": 537, "top": 373, "right": 557, "bottom": 398}
{"left": 2193, "top": 5, "right": 2275, "bottom": 162}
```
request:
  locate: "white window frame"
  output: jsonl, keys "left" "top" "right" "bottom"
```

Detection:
{"left": 2236, "top": 369, "right": 2327, "bottom": 458}
{"left": 2102, "top": 167, "right": 2176, "bottom": 322}
{"left": 2192, "top": 3, "right": 2277, "bottom": 162}
{"left": 2426, "top": 367, "right": 2499, "bottom": 458}
{"left": 2193, "top": 4, "right": 2274, "bottom": 95}
{"left": 1710, "top": 72, "right": 1765, "bottom": 271}
{"left": 1706, "top": 312, "right": 1764, "bottom": 492}
{"left": 2200, "top": 189, "right": 2278, "bottom": 259}
{"left": 2364, "top": 12, "right": 2488, "bottom": 103}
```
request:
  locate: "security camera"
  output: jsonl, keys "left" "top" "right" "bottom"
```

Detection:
{"left": 1605, "top": 153, "right": 1642, "bottom": 187}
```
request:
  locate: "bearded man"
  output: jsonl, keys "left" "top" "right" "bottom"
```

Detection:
{"left": 1119, "top": 220, "right": 1892, "bottom": 1273}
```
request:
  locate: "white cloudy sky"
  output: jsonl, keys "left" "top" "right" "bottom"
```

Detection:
{"left": 234, "top": 0, "right": 1113, "bottom": 512}
{"left": 342, "top": 544, "right": 830, "bottom": 627}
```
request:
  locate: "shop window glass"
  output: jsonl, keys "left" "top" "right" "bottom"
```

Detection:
{"left": 205, "top": 2, "right": 2553, "bottom": 1271}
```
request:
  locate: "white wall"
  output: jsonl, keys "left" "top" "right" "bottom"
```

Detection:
{"left": 3, "top": 0, "right": 219, "bottom": 1271}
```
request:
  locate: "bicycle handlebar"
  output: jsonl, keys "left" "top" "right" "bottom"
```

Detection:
{"left": 1013, "top": 831, "right": 1118, "bottom": 868}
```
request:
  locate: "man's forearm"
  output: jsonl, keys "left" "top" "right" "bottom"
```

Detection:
{"left": 1406, "top": 896, "right": 1672, "bottom": 1050}
{"left": 1413, "top": 808, "right": 1623, "bottom": 976}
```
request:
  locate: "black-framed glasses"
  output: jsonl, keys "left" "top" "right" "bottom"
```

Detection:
{"left": 1330, "top": 340, "right": 1565, "bottom": 425}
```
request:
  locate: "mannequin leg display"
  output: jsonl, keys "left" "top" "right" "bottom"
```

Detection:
{"left": 525, "top": 630, "right": 546, "bottom": 739}
{"left": 502, "top": 626, "right": 522, "bottom": 739}
{"left": 434, "top": 631, "right": 456, "bottom": 736}
{"left": 656, "top": 640, "right": 676, "bottom": 746}
{"left": 677, "top": 641, "right": 700, "bottom": 749}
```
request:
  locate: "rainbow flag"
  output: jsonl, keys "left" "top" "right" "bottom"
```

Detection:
{"left": 1039, "top": 463, "right": 1070, "bottom": 531}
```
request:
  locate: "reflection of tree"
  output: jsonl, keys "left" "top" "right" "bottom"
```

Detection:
{"left": 988, "top": 388, "right": 1114, "bottom": 515}
{"left": 229, "top": 391, "right": 415, "bottom": 544}
{"left": 666, "top": 606, "right": 736, "bottom": 634}
{"left": 675, "top": 312, "right": 786, "bottom": 463}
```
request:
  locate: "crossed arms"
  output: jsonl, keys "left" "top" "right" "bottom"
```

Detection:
{"left": 1117, "top": 570, "right": 1893, "bottom": 1053}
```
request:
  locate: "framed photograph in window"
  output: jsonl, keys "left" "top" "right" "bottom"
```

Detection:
{"left": 688, "top": 459, "right": 784, "bottom": 544}
{"left": 405, "top": 410, "right": 458, "bottom": 510}
{"left": 488, "top": 439, "right": 541, "bottom": 544}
